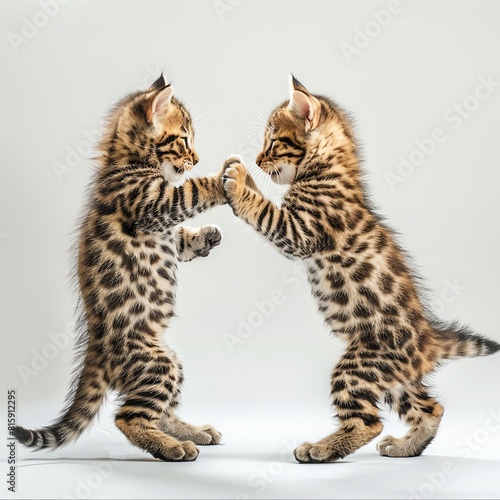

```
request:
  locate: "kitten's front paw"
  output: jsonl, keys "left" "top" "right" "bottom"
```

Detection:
{"left": 193, "top": 225, "right": 222, "bottom": 257}
{"left": 222, "top": 156, "right": 247, "bottom": 199}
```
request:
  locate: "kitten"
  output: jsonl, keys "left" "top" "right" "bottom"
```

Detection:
{"left": 15, "top": 75, "right": 226, "bottom": 461}
{"left": 222, "top": 76, "right": 500, "bottom": 462}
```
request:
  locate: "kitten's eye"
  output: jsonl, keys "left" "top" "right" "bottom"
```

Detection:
{"left": 181, "top": 137, "right": 189, "bottom": 148}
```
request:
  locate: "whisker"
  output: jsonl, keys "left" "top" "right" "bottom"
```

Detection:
{"left": 192, "top": 111, "right": 209, "bottom": 133}
{"left": 253, "top": 109, "right": 268, "bottom": 126}
{"left": 249, "top": 164, "right": 267, "bottom": 187}
{"left": 193, "top": 111, "right": 209, "bottom": 122}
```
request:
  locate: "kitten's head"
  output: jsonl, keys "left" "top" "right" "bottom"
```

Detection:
{"left": 101, "top": 74, "right": 198, "bottom": 182}
{"left": 256, "top": 76, "right": 355, "bottom": 184}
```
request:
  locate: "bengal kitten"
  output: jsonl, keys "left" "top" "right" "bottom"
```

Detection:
{"left": 222, "top": 76, "right": 500, "bottom": 462}
{"left": 15, "top": 75, "right": 226, "bottom": 461}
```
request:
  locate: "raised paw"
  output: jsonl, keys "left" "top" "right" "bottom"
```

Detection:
{"left": 193, "top": 225, "right": 222, "bottom": 257}
{"left": 151, "top": 440, "right": 199, "bottom": 462}
{"left": 294, "top": 441, "right": 343, "bottom": 464}
{"left": 222, "top": 156, "right": 247, "bottom": 198}
{"left": 190, "top": 425, "right": 222, "bottom": 446}
{"left": 223, "top": 154, "right": 246, "bottom": 172}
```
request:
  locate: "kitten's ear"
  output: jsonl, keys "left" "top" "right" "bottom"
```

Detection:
{"left": 149, "top": 84, "right": 174, "bottom": 124}
{"left": 288, "top": 75, "right": 321, "bottom": 131}
{"left": 149, "top": 73, "right": 168, "bottom": 91}
{"left": 290, "top": 75, "right": 309, "bottom": 94}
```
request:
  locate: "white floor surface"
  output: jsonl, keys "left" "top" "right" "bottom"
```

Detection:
{"left": 3, "top": 404, "right": 500, "bottom": 499}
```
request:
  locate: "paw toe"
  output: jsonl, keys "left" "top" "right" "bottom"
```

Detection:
{"left": 191, "top": 431, "right": 213, "bottom": 445}
{"left": 223, "top": 155, "right": 245, "bottom": 170}
{"left": 200, "top": 425, "right": 222, "bottom": 445}
{"left": 294, "top": 442, "right": 314, "bottom": 463}
{"left": 377, "top": 435, "right": 395, "bottom": 456}
{"left": 206, "top": 227, "right": 222, "bottom": 247}
{"left": 181, "top": 441, "right": 199, "bottom": 461}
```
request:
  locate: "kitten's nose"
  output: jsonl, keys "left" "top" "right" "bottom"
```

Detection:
{"left": 192, "top": 151, "right": 199, "bottom": 165}
{"left": 256, "top": 152, "right": 263, "bottom": 167}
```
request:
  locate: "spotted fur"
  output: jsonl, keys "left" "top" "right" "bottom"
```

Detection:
{"left": 222, "top": 76, "right": 500, "bottom": 462}
{"left": 14, "top": 75, "right": 225, "bottom": 461}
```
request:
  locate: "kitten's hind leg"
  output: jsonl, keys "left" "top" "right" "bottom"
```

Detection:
{"left": 158, "top": 370, "right": 222, "bottom": 445}
{"left": 294, "top": 352, "right": 384, "bottom": 463}
{"left": 115, "top": 353, "right": 199, "bottom": 461}
{"left": 174, "top": 225, "right": 222, "bottom": 262}
{"left": 378, "top": 383, "right": 443, "bottom": 458}
{"left": 115, "top": 414, "right": 198, "bottom": 461}
{"left": 160, "top": 413, "right": 222, "bottom": 445}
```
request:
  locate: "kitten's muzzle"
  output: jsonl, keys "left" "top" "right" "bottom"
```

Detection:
{"left": 181, "top": 157, "right": 198, "bottom": 171}
{"left": 260, "top": 161, "right": 279, "bottom": 175}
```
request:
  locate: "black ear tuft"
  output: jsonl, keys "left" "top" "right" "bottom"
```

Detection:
{"left": 290, "top": 74, "right": 309, "bottom": 95}
{"left": 149, "top": 73, "right": 166, "bottom": 91}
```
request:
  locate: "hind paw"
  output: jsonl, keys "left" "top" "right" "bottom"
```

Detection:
{"left": 151, "top": 440, "right": 199, "bottom": 462}
{"left": 294, "top": 441, "right": 343, "bottom": 463}
{"left": 188, "top": 425, "right": 222, "bottom": 445}
{"left": 377, "top": 435, "right": 425, "bottom": 458}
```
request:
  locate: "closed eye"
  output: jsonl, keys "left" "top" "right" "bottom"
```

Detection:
{"left": 181, "top": 136, "right": 189, "bottom": 148}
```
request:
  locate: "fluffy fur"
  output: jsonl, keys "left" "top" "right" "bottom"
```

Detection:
{"left": 15, "top": 75, "right": 226, "bottom": 461}
{"left": 222, "top": 76, "right": 500, "bottom": 462}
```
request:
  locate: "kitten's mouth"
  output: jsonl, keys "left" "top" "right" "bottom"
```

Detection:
{"left": 163, "top": 162, "right": 184, "bottom": 183}
{"left": 260, "top": 161, "right": 278, "bottom": 176}
{"left": 261, "top": 161, "right": 297, "bottom": 185}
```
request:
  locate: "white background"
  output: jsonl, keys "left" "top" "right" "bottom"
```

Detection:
{"left": 1, "top": 1, "right": 500, "bottom": 498}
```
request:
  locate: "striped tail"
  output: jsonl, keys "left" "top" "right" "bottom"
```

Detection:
{"left": 14, "top": 360, "right": 106, "bottom": 450}
{"left": 435, "top": 320, "right": 500, "bottom": 360}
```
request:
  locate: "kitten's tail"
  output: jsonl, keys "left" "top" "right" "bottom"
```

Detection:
{"left": 14, "top": 357, "right": 107, "bottom": 450}
{"left": 435, "top": 321, "right": 500, "bottom": 360}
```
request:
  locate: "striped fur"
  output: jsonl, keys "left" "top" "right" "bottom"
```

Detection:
{"left": 222, "top": 76, "right": 500, "bottom": 462}
{"left": 14, "top": 75, "right": 224, "bottom": 461}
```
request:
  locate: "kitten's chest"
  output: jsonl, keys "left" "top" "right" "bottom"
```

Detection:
{"left": 305, "top": 257, "right": 353, "bottom": 301}
{"left": 82, "top": 217, "right": 179, "bottom": 290}
{"left": 304, "top": 255, "right": 378, "bottom": 331}
{"left": 128, "top": 230, "right": 179, "bottom": 284}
